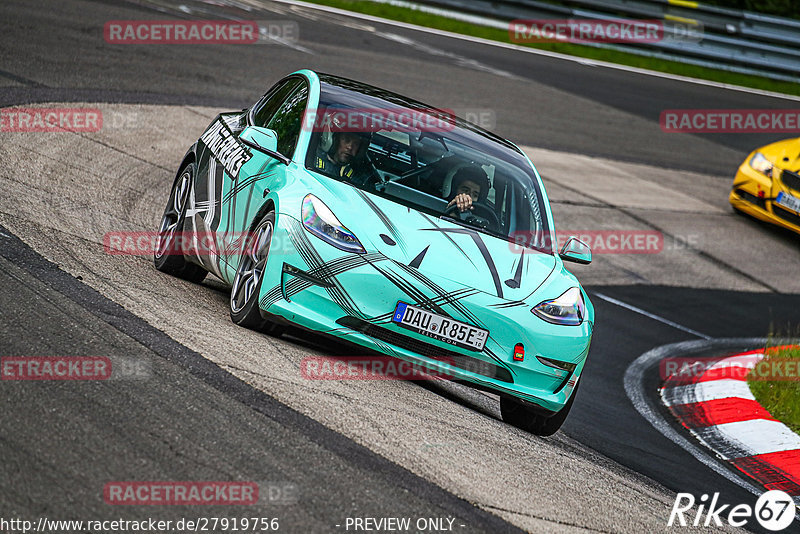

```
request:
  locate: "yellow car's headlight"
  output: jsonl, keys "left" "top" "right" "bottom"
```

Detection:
{"left": 749, "top": 152, "right": 773, "bottom": 178}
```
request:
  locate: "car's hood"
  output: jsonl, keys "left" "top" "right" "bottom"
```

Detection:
{"left": 761, "top": 137, "right": 800, "bottom": 171}
{"left": 319, "top": 185, "right": 557, "bottom": 301}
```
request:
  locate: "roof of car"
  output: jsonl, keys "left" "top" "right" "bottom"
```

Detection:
{"left": 314, "top": 71, "right": 521, "bottom": 154}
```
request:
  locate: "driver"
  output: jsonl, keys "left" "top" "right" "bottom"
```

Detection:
{"left": 313, "top": 114, "right": 376, "bottom": 187}
{"left": 446, "top": 166, "right": 489, "bottom": 213}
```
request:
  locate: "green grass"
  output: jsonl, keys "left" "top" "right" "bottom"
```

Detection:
{"left": 305, "top": 0, "right": 800, "bottom": 96}
{"left": 749, "top": 344, "right": 800, "bottom": 434}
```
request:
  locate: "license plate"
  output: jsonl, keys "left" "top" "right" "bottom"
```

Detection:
{"left": 391, "top": 302, "right": 488, "bottom": 352}
{"left": 776, "top": 191, "right": 800, "bottom": 213}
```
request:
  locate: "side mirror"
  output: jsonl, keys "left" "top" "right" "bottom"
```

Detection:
{"left": 239, "top": 126, "right": 290, "bottom": 165}
{"left": 559, "top": 237, "right": 592, "bottom": 265}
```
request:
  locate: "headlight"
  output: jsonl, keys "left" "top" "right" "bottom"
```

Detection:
{"left": 532, "top": 287, "right": 585, "bottom": 326}
{"left": 749, "top": 152, "right": 773, "bottom": 177}
{"left": 301, "top": 194, "right": 365, "bottom": 253}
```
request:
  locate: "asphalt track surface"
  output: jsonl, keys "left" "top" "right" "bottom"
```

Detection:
{"left": 2, "top": 0, "right": 800, "bottom": 532}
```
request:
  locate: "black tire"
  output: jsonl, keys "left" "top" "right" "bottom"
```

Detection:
{"left": 154, "top": 162, "right": 207, "bottom": 283}
{"left": 501, "top": 381, "right": 579, "bottom": 437}
{"left": 229, "top": 210, "right": 283, "bottom": 336}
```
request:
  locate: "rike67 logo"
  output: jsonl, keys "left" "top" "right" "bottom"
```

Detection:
{"left": 669, "top": 490, "right": 796, "bottom": 531}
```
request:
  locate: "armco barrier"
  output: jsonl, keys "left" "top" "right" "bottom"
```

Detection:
{"left": 386, "top": 0, "right": 800, "bottom": 83}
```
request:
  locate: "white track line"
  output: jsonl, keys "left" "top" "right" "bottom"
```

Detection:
{"left": 377, "top": 31, "right": 518, "bottom": 79}
{"left": 268, "top": 0, "right": 800, "bottom": 102}
{"left": 592, "top": 292, "right": 712, "bottom": 340}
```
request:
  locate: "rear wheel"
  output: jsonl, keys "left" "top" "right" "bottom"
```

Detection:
{"left": 501, "top": 381, "right": 579, "bottom": 437}
{"left": 154, "top": 162, "right": 207, "bottom": 283}
{"left": 230, "top": 211, "right": 283, "bottom": 336}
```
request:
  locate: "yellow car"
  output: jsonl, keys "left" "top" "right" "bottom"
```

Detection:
{"left": 729, "top": 137, "right": 800, "bottom": 235}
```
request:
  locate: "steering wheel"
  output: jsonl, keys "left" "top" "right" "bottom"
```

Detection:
{"left": 444, "top": 202, "right": 500, "bottom": 231}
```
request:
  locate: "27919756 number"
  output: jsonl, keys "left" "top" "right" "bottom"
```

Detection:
{"left": 195, "top": 517, "right": 279, "bottom": 531}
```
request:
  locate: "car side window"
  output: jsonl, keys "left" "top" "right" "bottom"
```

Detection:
{"left": 265, "top": 82, "right": 309, "bottom": 157}
{"left": 251, "top": 78, "right": 303, "bottom": 128}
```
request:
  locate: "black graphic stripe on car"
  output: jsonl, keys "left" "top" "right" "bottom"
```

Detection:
{"left": 353, "top": 189, "right": 407, "bottom": 253}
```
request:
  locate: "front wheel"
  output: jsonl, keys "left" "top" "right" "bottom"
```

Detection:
{"left": 500, "top": 381, "right": 579, "bottom": 437}
{"left": 229, "top": 210, "right": 283, "bottom": 336}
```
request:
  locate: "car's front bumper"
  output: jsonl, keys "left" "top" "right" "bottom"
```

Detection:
{"left": 258, "top": 213, "right": 593, "bottom": 413}
{"left": 730, "top": 163, "right": 800, "bottom": 235}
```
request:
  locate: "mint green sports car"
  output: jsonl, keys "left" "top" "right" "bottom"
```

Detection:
{"left": 154, "top": 69, "right": 594, "bottom": 436}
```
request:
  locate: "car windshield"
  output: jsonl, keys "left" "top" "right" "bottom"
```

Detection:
{"left": 305, "top": 76, "right": 552, "bottom": 254}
